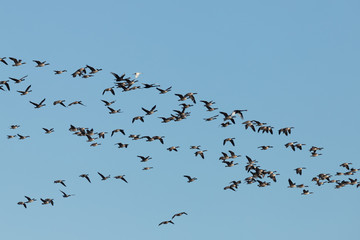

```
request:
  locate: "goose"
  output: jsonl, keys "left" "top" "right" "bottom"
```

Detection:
{"left": 111, "top": 129, "right": 125, "bottom": 136}
{"left": 179, "top": 103, "right": 193, "bottom": 110}
{"left": 190, "top": 145, "right": 201, "bottom": 150}
{"left": 114, "top": 175, "right": 128, "bottom": 183}
{"left": 288, "top": 179, "right": 296, "bottom": 188}
{"left": 205, "top": 106, "right": 218, "bottom": 112}
{"left": 43, "top": 128, "right": 54, "bottom": 134}
{"left": 231, "top": 109, "right": 247, "bottom": 119}
{"left": 33, "top": 60, "right": 49, "bottom": 67}
{"left": 17, "top": 201, "right": 27, "bottom": 208}
{"left": 340, "top": 163, "right": 352, "bottom": 170}
{"left": 9, "top": 75, "right": 28, "bottom": 83}
{"left": 258, "top": 145, "right": 273, "bottom": 150}
{"left": 54, "top": 70, "right": 67, "bottom": 74}
{"left": 0, "top": 81, "right": 10, "bottom": 91}
{"left": 204, "top": 115, "right": 219, "bottom": 121}
{"left": 311, "top": 152, "right": 322, "bottom": 157}
{"left": 195, "top": 150, "right": 207, "bottom": 159}
{"left": 159, "top": 117, "right": 172, "bottom": 123}
{"left": 285, "top": 142, "right": 297, "bottom": 151}
{"left": 219, "top": 112, "right": 235, "bottom": 124}
{"left": 137, "top": 155, "right": 152, "bottom": 162}
{"left": 98, "top": 172, "right": 110, "bottom": 181}
{"left": 54, "top": 180, "right": 66, "bottom": 187}
{"left": 10, "top": 125, "right": 20, "bottom": 129}
{"left": 200, "top": 100, "right": 216, "bottom": 107}
{"left": 258, "top": 126, "right": 274, "bottom": 134}
{"left": 115, "top": 142, "right": 128, "bottom": 148}
{"left": 82, "top": 74, "right": 93, "bottom": 79}
{"left": 143, "top": 167, "right": 153, "bottom": 170}
{"left": 108, "top": 107, "right": 122, "bottom": 114}
{"left": 228, "top": 150, "right": 240, "bottom": 159}
{"left": 295, "top": 167, "right": 306, "bottom": 175}
{"left": 86, "top": 135, "right": 98, "bottom": 142}
{"left": 295, "top": 143, "right": 306, "bottom": 150}
{"left": 184, "top": 175, "right": 197, "bottom": 183}
{"left": 29, "top": 98, "right": 46, "bottom": 108}
{"left": 159, "top": 220, "right": 174, "bottom": 226}
{"left": 79, "top": 174, "right": 91, "bottom": 183}
{"left": 142, "top": 105, "right": 157, "bottom": 115}
{"left": 111, "top": 72, "right": 126, "bottom": 81}
{"left": 7, "top": 135, "right": 16, "bottom": 139}
{"left": 185, "top": 92, "right": 197, "bottom": 104}
{"left": 40, "top": 198, "right": 54, "bottom": 206}
{"left": 24, "top": 196, "right": 36, "bottom": 203}
{"left": 223, "top": 160, "right": 238, "bottom": 167}
{"left": 60, "top": 190, "right": 74, "bottom": 198}
{"left": 243, "top": 121, "right": 255, "bottom": 131}
{"left": 257, "top": 180, "right": 270, "bottom": 187}
{"left": 301, "top": 189, "right": 313, "bottom": 195}
{"left": 296, "top": 184, "right": 309, "bottom": 188}
{"left": 17, "top": 85, "right": 32, "bottom": 95}
{"left": 167, "top": 146, "right": 180, "bottom": 152}
{"left": 101, "top": 100, "right": 116, "bottom": 106}
{"left": 68, "top": 101, "right": 85, "bottom": 106}
{"left": 86, "top": 65, "right": 102, "bottom": 74}
{"left": 9, "top": 57, "right": 26, "bottom": 66}
{"left": 90, "top": 142, "right": 101, "bottom": 147}
{"left": 156, "top": 86, "right": 172, "bottom": 94}
{"left": 349, "top": 178, "right": 357, "bottom": 185}
{"left": 172, "top": 212, "right": 187, "bottom": 219}
{"left": 142, "top": 83, "right": 160, "bottom": 88}
{"left": 142, "top": 136, "right": 155, "bottom": 142}
{"left": 132, "top": 116, "right": 144, "bottom": 123}
{"left": 278, "top": 127, "right": 294, "bottom": 136}
{"left": 309, "top": 146, "right": 323, "bottom": 152}
{"left": 223, "top": 138, "right": 235, "bottom": 146}
{"left": 153, "top": 136, "right": 165, "bottom": 144}
{"left": 219, "top": 152, "right": 230, "bottom": 161}
{"left": 224, "top": 185, "right": 236, "bottom": 191}
{"left": 102, "top": 87, "right": 115, "bottom": 95}
{"left": 17, "top": 134, "right": 30, "bottom": 140}
{"left": 175, "top": 93, "right": 188, "bottom": 101}
{"left": 129, "top": 134, "right": 141, "bottom": 140}
{"left": 0, "top": 57, "right": 8, "bottom": 65}
{"left": 97, "top": 132, "right": 107, "bottom": 139}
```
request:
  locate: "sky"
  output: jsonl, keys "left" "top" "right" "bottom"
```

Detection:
{"left": 1, "top": 0, "right": 360, "bottom": 239}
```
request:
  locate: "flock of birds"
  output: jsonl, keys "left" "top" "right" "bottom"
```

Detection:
{"left": 1, "top": 56, "right": 358, "bottom": 226}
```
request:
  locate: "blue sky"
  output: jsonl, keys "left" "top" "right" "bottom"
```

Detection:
{"left": 1, "top": 1, "right": 359, "bottom": 239}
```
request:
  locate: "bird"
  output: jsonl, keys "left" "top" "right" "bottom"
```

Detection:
{"left": 0, "top": 57, "right": 8, "bottom": 65}
{"left": 33, "top": 60, "right": 49, "bottom": 67}
{"left": 108, "top": 107, "right": 122, "bottom": 114}
{"left": 195, "top": 150, "right": 207, "bottom": 159}
{"left": 204, "top": 115, "right": 219, "bottom": 121}
{"left": 132, "top": 116, "right": 144, "bottom": 123}
{"left": 68, "top": 101, "right": 85, "bottom": 106}
{"left": 223, "top": 138, "right": 235, "bottom": 146}
{"left": 295, "top": 167, "right": 306, "bottom": 175}
{"left": 133, "top": 72, "right": 142, "bottom": 78}
{"left": 143, "top": 167, "right": 153, "bottom": 171}
{"left": 190, "top": 145, "right": 201, "bottom": 149}
{"left": 86, "top": 65, "right": 102, "bottom": 74}
{"left": 60, "top": 190, "right": 74, "bottom": 198}
{"left": 29, "top": 98, "right": 46, "bottom": 108}
{"left": 101, "top": 100, "right": 116, "bottom": 106}
{"left": 17, "top": 134, "right": 30, "bottom": 140}
{"left": 40, "top": 198, "right": 54, "bottom": 206}
{"left": 142, "top": 83, "right": 160, "bottom": 88}
{"left": 115, "top": 143, "right": 128, "bottom": 148}
{"left": 172, "top": 212, "right": 187, "bottom": 219}
{"left": 98, "top": 172, "right": 110, "bottom": 181}
{"left": 17, "top": 201, "right": 27, "bottom": 208}
{"left": 185, "top": 92, "right": 197, "bottom": 104}
{"left": 0, "top": 81, "right": 10, "bottom": 91}
{"left": 167, "top": 146, "right": 180, "bottom": 152}
{"left": 10, "top": 125, "right": 20, "bottom": 129}
{"left": 301, "top": 189, "right": 313, "bottom": 195}
{"left": 340, "top": 163, "right": 352, "bottom": 170}
{"left": 285, "top": 142, "right": 298, "bottom": 151}
{"left": 279, "top": 127, "right": 294, "bottom": 136}
{"left": 111, "top": 129, "right": 125, "bottom": 136}
{"left": 159, "top": 220, "right": 174, "bottom": 226}
{"left": 43, "top": 128, "right": 54, "bottom": 134}
{"left": 9, "top": 57, "right": 26, "bottom": 66}
{"left": 9, "top": 75, "right": 28, "bottom": 83}
{"left": 184, "top": 175, "right": 197, "bottom": 183}
{"left": 17, "top": 85, "right": 32, "bottom": 95}
{"left": 79, "top": 174, "right": 91, "bottom": 183}
{"left": 288, "top": 179, "right": 296, "bottom": 188}
{"left": 54, "top": 70, "right": 67, "bottom": 74}
{"left": 54, "top": 180, "right": 66, "bottom": 187}
{"left": 137, "top": 156, "right": 152, "bottom": 162}
{"left": 156, "top": 86, "right": 172, "bottom": 94}
{"left": 258, "top": 145, "right": 273, "bottom": 150}
{"left": 142, "top": 105, "right": 157, "bottom": 115}
{"left": 24, "top": 196, "right": 36, "bottom": 203}
{"left": 103, "top": 87, "right": 115, "bottom": 95}
{"left": 114, "top": 175, "right": 128, "bottom": 183}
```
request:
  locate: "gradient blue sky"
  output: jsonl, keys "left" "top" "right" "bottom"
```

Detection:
{"left": 1, "top": 1, "right": 359, "bottom": 239}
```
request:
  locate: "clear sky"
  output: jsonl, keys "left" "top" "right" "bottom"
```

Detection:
{"left": 1, "top": 1, "right": 359, "bottom": 239}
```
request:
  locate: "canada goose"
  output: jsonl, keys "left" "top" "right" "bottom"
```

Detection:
{"left": 114, "top": 175, "right": 128, "bottom": 183}
{"left": 296, "top": 184, "right": 309, "bottom": 188}
{"left": 86, "top": 65, "right": 102, "bottom": 74}
{"left": 311, "top": 152, "right": 322, "bottom": 157}
{"left": 9, "top": 76, "right": 22, "bottom": 86}
{"left": 82, "top": 74, "right": 93, "bottom": 78}
{"left": 97, "top": 132, "right": 107, "bottom": 139}
{"left": 288, "top": 179, "right": 296, "bottom": 188}
{"left": 86, "top": 135, "right": 98, "bottom": 142}
{"left": 17, "top": 201, "right": 27, "bottom": 208}
{"left": 98, "top": 172, "right": 110, "bottom": 181}
{"left": 195, "top": 150, "right": 207, "bottom": 159}
{"left": 340, "top": 163, "right": 352, "bottom": 170}
{"left": 258, "top": 145, "right": 273, "bottom": 150}
{"left": 9, "top": 57, "right": 26, "bottom": 66}
{"left": 223, "top": 160, "right": 238, "bottom": 167}
{"left": 200, "top": 100, "right": 216, "bottom": 107}
{"left": 143, "top": 167, "right": 153, "bottom": 170}
{"left": 43, "top": 128, "right": 54, "bottom": 134}
{"left": 185, "top": 92, "right": 197, "bottom": 104}
{"left": 159, "top": 117, "right": 172, "bottom": 123}
{"left": 159, "top": 220, "right": 174, "bottom": 226}
{"left": 102, "top": 87, "right": 115, "bottom": 95}
{"left": 175, "top": 93, "right": 188, "bottom": 101}
{"left": 132, "top": 116, "right": 144, "bottom": 123}
{"left": 257, "top": 180, "right": 270, "bottom": 187}
{"left": 284, "top": 142, "right": 297, "bottom": 151}
{"left": 24, "top": 196, "right": 36, "bottom": 203}
{"left": 17, "top": 85, "right": 32, "bottom": 95}
{"left": 0, "top": 57, "right": 8, "bottom": 65}
{"left": 184, "top": 175, "right": 197, "bottom": 183}
{"left": 10, "top": 125, "right": 20, "bottom": 129}
{"left": 179, "top": 103, "right": 193, "bottom": 110}
{"left": 29, "top": 98, "right": 46, "bottom": 108}
{"left": 349, "top": 178, "right": 357, "bottom": 185}
{"left": 54, "top": 180, "right": 66, "bottom": 187}
{"left": 129, "top": 134, "right": 141, "bottom": 140}
{"left": 108, "top": 107, "right": 122, "bottom": 114}
{"left": 204, "top": 115, "right": 219, "bottom": 121}
{"left": 54, "top": 70, "right": 67, "bottom": 74}
{"left": 156, "top": 86, "right": 172, "bottom": 94}
{"left": 309, "top": 146, "right": 323, "bottom": 152}
{"left": 231, "top": 110, "right": 247, "bottom": 119}
{"left": 33, "top": 60, "right": 49, "bottom": 67}
{"left": 295, "top": 143, "right": 306, "bottom": 150}
{"left": 137, "top": 155, "right": 152, "bottom": 162}
{"left": 205, "top": 106, "right": 218, "bottom": 112}
{"left": 111, "top": 129, "right": 125, "bottom": 136}
{"left": 219, "top": 112, "right": 235, "bottom": 124}
{"left": 111, "top": 72, "right": 126, "bottom": 81}
{"left": 219, "top": 152, "right": 230, "bottom": 161}
{"left": 223, "top": 138, "right": 235, "bottom": 146}
{"left": 153, "top": 136, "right": 165, "bottom": 144}
{"left": 190, "top": 145, "right": 201, "bottom": 150}
{"left": 79, "top": 174, "right": 91, "bottom": 183}
{"left": 60, "top": 190, "right": 74, "bottom": 198}
{"left": 68, "top": 101, "right": 85, "bottom": 106}
{"left": 228, "top": 150, "right": 240, "bottom": 159}
{"left": 17, "top": 134, "right": 30, "bottom": 140}
{"left": 142, "top": 83, "right": 160, "bottom": 88}
{"left": 295, "top": 167, "right": 306, "bottom": 175}
{"left": 115, "top": 142, "right": 128, "bottom": 148}
{"left": 258, "top": 126, "right": 274, "bottom": 134}
{"left": 142, "top": 136, "right": 155, "bottom": 142}
{"left": 167, "top": 146, "right": 180, "bottom": 152}
{"left": 7, "top": 135, "right": 16, "bottom": 139}
{"left": 172, "top": 212, "right": 187, "bottom": 219}
{"left": 40, "top": 198, "right": 54, "bottom": 206}
{"left": 301, "top": 189, "right": 313, "bottom": 195}
{"left": 142, "top": 105, "right": 157, "bottom": 115}
{"left": 336, "top": 172, "right": 344, "bottom": 176}
{"left": 278, "top": 127, "right": 294, "bottom": 136}
{"left": 0, "top": 81, "right": 10, "bottom": 91}
{"left": 243, "top": 121, "right": 255, "bottom": 131}
{"left": 90, "top": 142, "right": 101, "bottom": 147}
{"left": 224, "top": 185, "right": 236, "bottom": 191}
{"left": 101, "top": 100, "right": 116, "bottom": 106}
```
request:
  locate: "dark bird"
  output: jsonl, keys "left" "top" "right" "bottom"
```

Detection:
{"left": 40, "top": 198, "right": 54, "bottom": 206}
{"left": 17, "top": 201, "right": 27, "bottom": 208}
{"left": 223, "top": 138, "right": 235, "bottom": 146}
{"left": 108, "top": 107, "right": 122, "bottom": 114}
{"left": 43, "top": 128, "right": 54, "bottom": 134}
{"left": 159, "top": 220, "right": 174, "bottom": 226}
{"left": 54, "top": 70, "right": 67, "bottom": 74}
{"left": 17, "top": 85, "right": 32, "bottom": 95}
{"left": 0, "top": 57, "right": 8, "bottom": 65}
{"left": 111, "top": 129, "right": 125, "bottom": 136}
{"left": 172, "top": 212, "right": 188, "bottom": 219}
{"left": 9, "top": 57, "right": 26, "bottom": 66}
{"left": 98, "top": 172, "right": 110, "bottom": 181}
{"left": 33, "top": 60, "right": 49, "bottom": 67}
{"left": 195, "top": 150, "right": 207, "bottom": 159}
{"left": 86, "top": 65, "right": 102, "bottom": 74}
{"left": 54, "top": 180, "right": 66, "bottom": 187}
{"left": 9, "top": 75, "right": 28, "bottom": 83}
{"left": 68, "top": 101, "right": 85, "bottom": 106}
{"left": 156, "top": 86, "right": 172, "bottom": 94}
{"left": 114, "top": 175, "right": 128, "bottom": 183}
{"left": 53, "top": 100, "right": 66, "bottom": 107}
{"left": 103, "top": 87, "right": 115, "bottom": 95}
{"left": 101, "top": 100, "right": 116, "bottom": 106}
{"left": 29, "top": 98, "right": 46, "bottom": 108}
{"left": 0, "top": 81, "right": 10, "bottom": 91}
{"left": 184, "top": 175, "right": 197, "bottom": 183}
{"left": 79, "top": 174, "right": 91, "bottom": 183}
{"left": 142, "top": 105, "right": 157, "bottom": 115}
{"left": 60, "top": 190, "right": 74, "bottom": 198}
